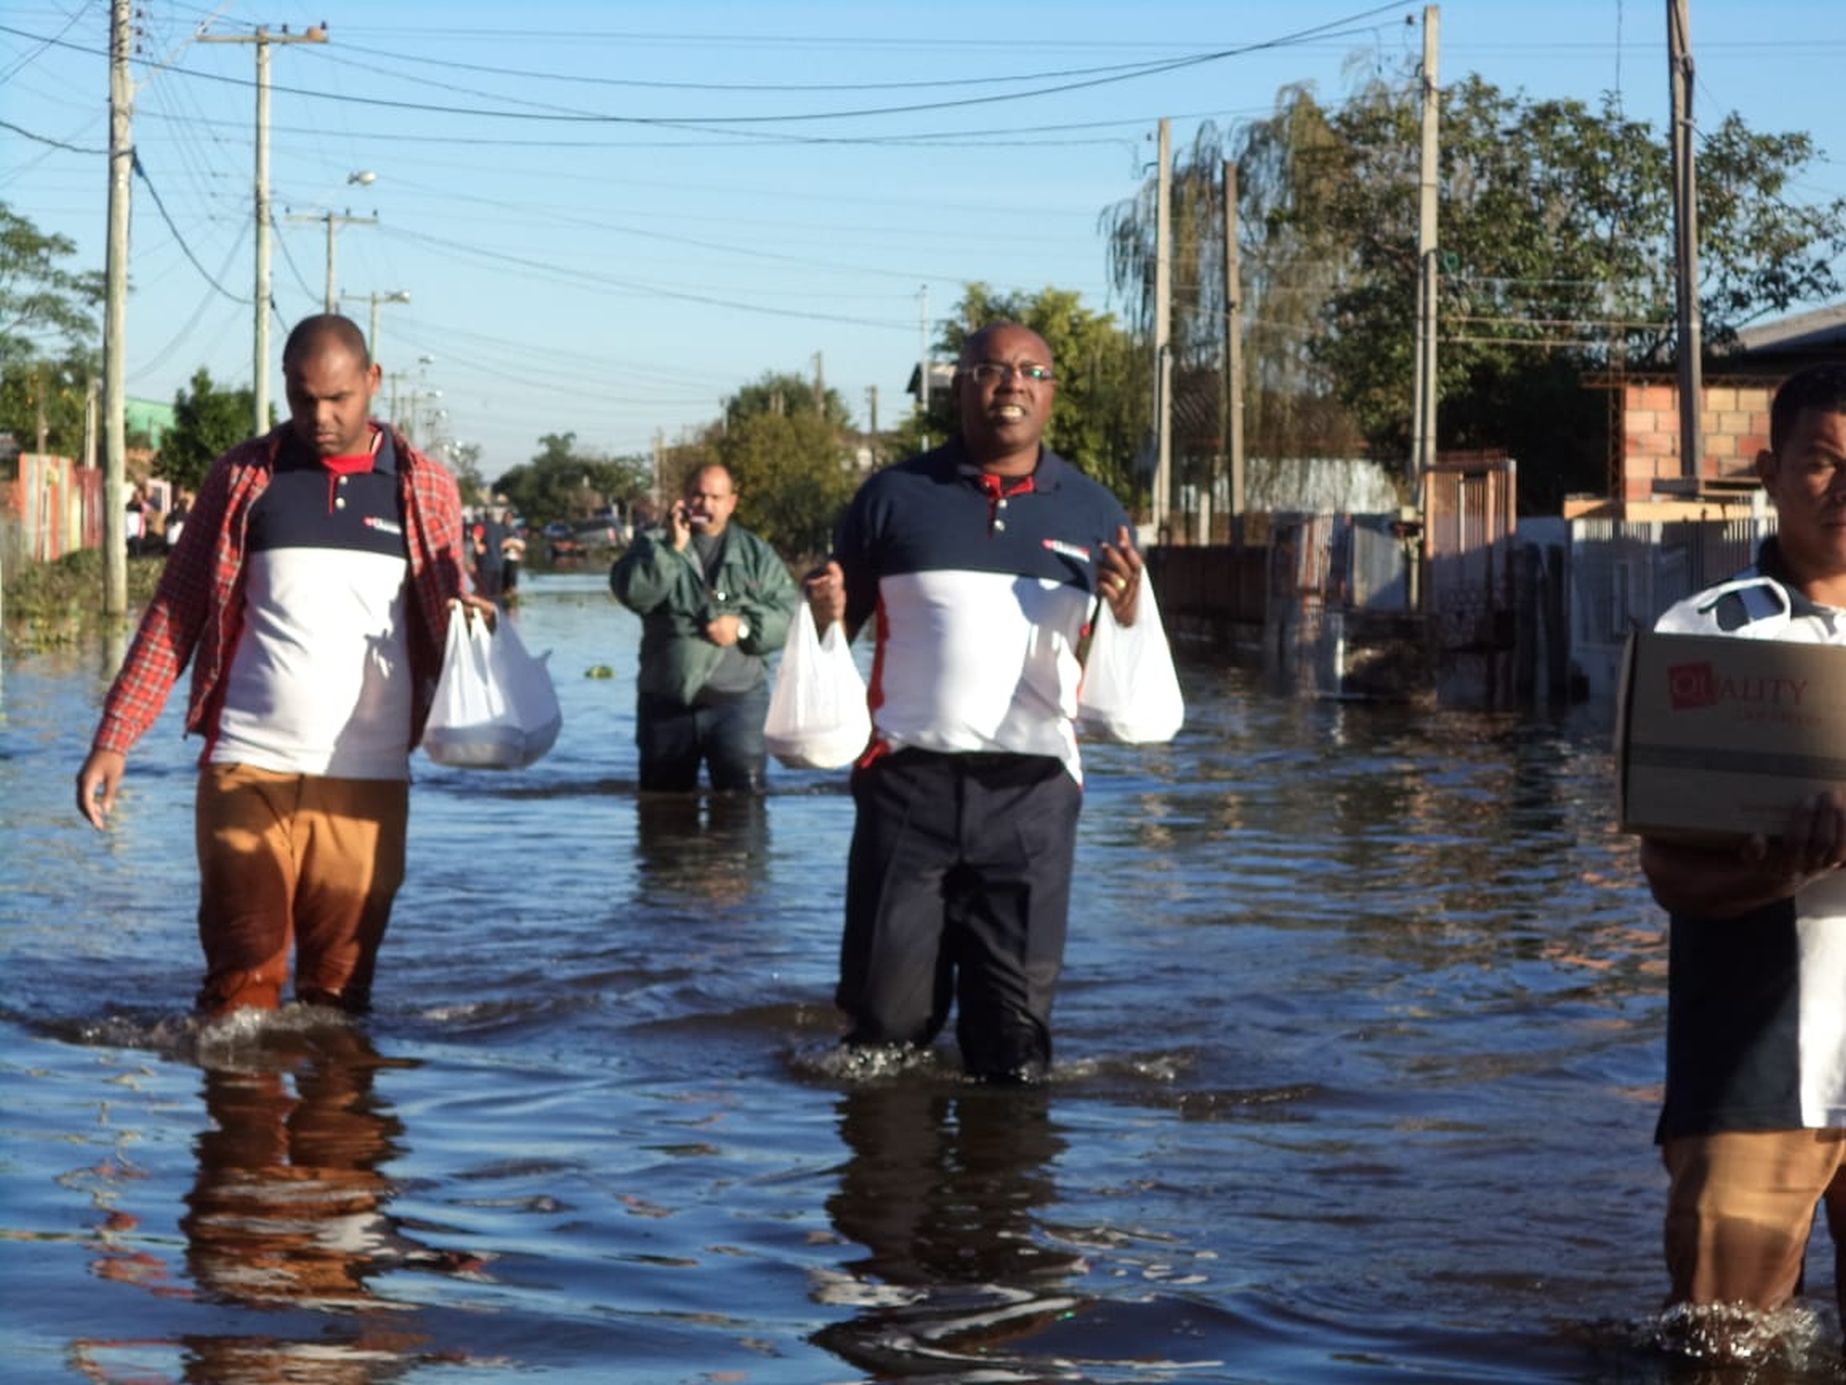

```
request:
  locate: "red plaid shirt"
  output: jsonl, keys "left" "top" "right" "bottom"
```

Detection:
{"left": 92, "top": 424, "right": 467, "bottom": 758}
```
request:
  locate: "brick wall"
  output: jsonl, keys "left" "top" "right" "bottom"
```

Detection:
{"left": 1618, "top": 379, "right": 1773, "bottom": 501}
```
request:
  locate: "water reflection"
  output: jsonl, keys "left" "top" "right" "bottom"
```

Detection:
{"left": 633, "top": 792, "right": 769, "bottom": 906}
{"left": 813, "top": 1083, "right": 1086, "bottom": 1377}
{"left": 177, "top": 1021, "right": 479, "bottom": 1380}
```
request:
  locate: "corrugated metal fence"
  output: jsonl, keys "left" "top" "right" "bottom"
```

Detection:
{"left": 0, "top": 454, "right": 104, "bottom": 578}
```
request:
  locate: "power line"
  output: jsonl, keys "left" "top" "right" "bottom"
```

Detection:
{"left": 0, "top": 116, "right": 107, "bottom": 155}
{"left": 133, "top": 152, "right": 247, "bottom": 302}
{"left": 308, "top": 32, "right": 1346, "bottom": 95}
{"left": 268, "top": 213, "right": 320, "bottom": 308}
{"left": 375, "top": 223, "right": 915, "bottom": 331}
{"left": 0, "top": 6, "right": 1403, "bottom": 128}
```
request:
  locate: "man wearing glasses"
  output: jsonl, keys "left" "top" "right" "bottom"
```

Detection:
{"left": 805, "top": 322, "right": 1143, "bottom": 1082}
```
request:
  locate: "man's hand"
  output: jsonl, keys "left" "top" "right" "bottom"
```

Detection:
{"left": 1097, "top": 525, "right": 1143, "bottom": 627}
{"left": 76, "top": 749, "right": 126, "bottom": 831}
{"left": 1641, "top": 788, "right": 1846, "bottom": 919}
{"left": 459, "top": 593, "right": 498, "bottom": 631}
{"left": 804, "top": 560, "right": 846, "bottom": 630}
{"left": 668, "top": 501, "right": 693, "bottom": 553}
{"left": 705, "top": 613, "right": 743, "bottom": 647}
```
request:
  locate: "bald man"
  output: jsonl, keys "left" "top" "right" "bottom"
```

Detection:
{"left": 76, "top": 313, "right": 478, "bottom": 1017}
{"left": 805, "top": 322, "right": 1144, "bottom": 1081}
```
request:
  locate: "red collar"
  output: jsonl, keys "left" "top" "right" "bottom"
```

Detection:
{"left": 974, "top": 472, "right": 1035, "bottom": 499}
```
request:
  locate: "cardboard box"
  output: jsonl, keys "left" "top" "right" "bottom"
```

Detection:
{"left": 1617, "top": 629, "right": 1846, "bottom": 840}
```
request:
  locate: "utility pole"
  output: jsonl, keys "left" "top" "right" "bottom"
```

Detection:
{"left": 1223, "top": 158, "right": 1245, "bottom": 529}
{"left": 1410, "top": 5, "right": 1440, "bottom": 507}
{"left": 289, "top": 210, "right": 377, "bottom": 313}
{"left": 917, "top": 284, "right": 931, "bottom": 449}
{"left": 199, "top": 23, "right": 327, "bottom": 437}
{"left": 1152, "top": 117, "right": 1174, "bottom": 541}
{"left": 812, "top": 350, "right": 825, "bottom": 414}
{"left": 349, "top": 288, "right": 410, "bottom": 361}
{"left": 866, "top": 384, "right": 879, "bottom": 437}
{"left": 1668, "top": 0, "right": 1703, "bottom": 481}
{"left": 102, "top": 0, "right": 134, "bottom": 616}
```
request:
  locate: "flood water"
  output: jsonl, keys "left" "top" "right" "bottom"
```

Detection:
{"left": 1, "top": 570, "right": 1840, "bottom": 1383}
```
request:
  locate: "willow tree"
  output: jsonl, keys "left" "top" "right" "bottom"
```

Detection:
{"left": 1105, "top": 73, "right": 1846, "bottom": 510}
{"left": 1100, "top": 97, "right": 1364, "bottom": 469}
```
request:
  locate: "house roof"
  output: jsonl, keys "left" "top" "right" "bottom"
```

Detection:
{"left": 1727, "top": 301, "right": 1846, "bottom": 364}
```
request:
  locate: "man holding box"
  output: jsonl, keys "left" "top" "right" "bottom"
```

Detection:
{"left": 1639, "top": 363, "right": 1846, "bottom": 1323}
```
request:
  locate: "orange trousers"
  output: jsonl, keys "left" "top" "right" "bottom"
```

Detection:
{"left": 1664, "top": 1128, "right": 1846, "bottom": 1316}
{"left": 194, "top": 763, "right": 408, "bottom": 1017}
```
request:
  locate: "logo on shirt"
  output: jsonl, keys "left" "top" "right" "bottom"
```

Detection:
{"left": 1042, "top": 538, "right": 1092, "bottom": 563}
{"left": 1667, "top": 661, "right": 1806, "bottom": 711}
{"left": 363, "top": 516, "right": 403, "bottom": 536}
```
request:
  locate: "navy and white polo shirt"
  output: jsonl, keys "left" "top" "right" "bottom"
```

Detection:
{"left": 210, "top": 428, "right": 414, "bottom": 780}
{"left": 834, "top": 442, "right": 1131, "bottom": 780}
{"left": 1653, "top": 558, "right": 1846, "bottom": 1137}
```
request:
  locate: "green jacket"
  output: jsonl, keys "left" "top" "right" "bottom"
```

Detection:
{"left": 609, "top": 524, "right": 801, "bottom": 705}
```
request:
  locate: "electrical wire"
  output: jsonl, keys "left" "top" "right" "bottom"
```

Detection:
{"left": 375, "top": 223, "right": 916, "bottom": 331}
{"left": 132, "top": 152, "right": 247, "bottom": 301}
{"left": 0, "top": 116, "right": 107, "bottom": 155}
{"left": 0, "top": 6, "right": 1403, "bottom": 128}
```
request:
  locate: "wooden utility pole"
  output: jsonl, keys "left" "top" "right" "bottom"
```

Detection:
{"left": 102, "top": 0, "right": 134, "bottom": 616}
{"left": 1410, "top": 5, "right": 1440, "bottom": 506}
{"left": 1152, "top": 117, "right": 1174, "bottom": 539}
{"left": 199, "top": 23, "right": 327, "bottom": 437}
{"left": 1668, "top": 0, "right": 1703, "bottom": 480}
{"left": 1223, "top": 159, "right": 1245, "bottom": 527}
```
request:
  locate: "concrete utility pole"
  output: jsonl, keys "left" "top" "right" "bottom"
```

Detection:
{"left": 289, "top": 210, "right": 377, "bottom": 313}
{"left": 1223, "top": 158, "right": 1245, "bottom": 528}
{"left": 866, "top": 384, "right": 878, "bottom": 437}
{"left": 199, "top": 23, "right": 327, "bottom": 437}
{"left": 102, "top": 0, "right": 134, "bottom": 616}
{"left": 1667, "top": 0, "right": 1703, "bottom": 481}
{"left": 917, "top": 284, "right": 931, "bottom": 449}
{"left": 348, "top": 288, "right": 410, "bottom": 362}
{"left": 1410, "top": 5, "right": 1440, "bottom": 506}
{"left": 812, "top": 350, "right": 825, "bottom": 414}
{"left": 1152, "top": 117, "right": 1174, "bottom": 539}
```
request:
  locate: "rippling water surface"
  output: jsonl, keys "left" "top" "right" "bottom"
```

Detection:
{"left": 2, "top": 571, "right": 1840, "bottom": 1383}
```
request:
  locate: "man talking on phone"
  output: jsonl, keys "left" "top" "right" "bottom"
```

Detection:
{"left": 610, "top": 465, "right": 801, "bottom": 793}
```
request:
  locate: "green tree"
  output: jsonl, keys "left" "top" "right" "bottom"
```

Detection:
{"left": 159, "top": 369, "right": 256, "bottom": 493}
{"left": 716, "top": 410, "right": 857, "bottom": 560}
{"left": 725, "top": 370, "right": 854, "bottom": 432}
{"left": 1, "top": 203, "right": 103, "bottom": 365}
{"left": 891, "top": 284, "right": 1148, "bottom": 509}
{"left": 493, "top": 431, "right": 653, "bottom": 523}
{"left": 0, "top": 205, "right": 105, "bottom": 457}
{"left": 0, "top": 348, "right": 95, "bottom": 457}
{"left": 1101, "top": 77, "right": 1846, "bottom": 511}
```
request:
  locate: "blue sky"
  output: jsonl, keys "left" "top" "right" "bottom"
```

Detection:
{"left": 4, "top": 1, "right": 1844, "bottom": 475}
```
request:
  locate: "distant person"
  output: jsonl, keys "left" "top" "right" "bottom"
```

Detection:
{"left": 1638, "top": 362, "right": 1846, "bottom": 1325}
{"left": 610, "top": 464, "right": 799, "bottom": 793}
{"left": 469, "top": 507, "right": 509, "bottom": 601}
{"left": 75, "top": 312, "right": 484, "bottom": 1018}
{"left": 164, "top": 489, "right": 191, "bottom": 552}
{"left": 499, "top": 514, "right": 525, "bottom": 599}
{"left": 804, "top": 323, "right": 1147, "bottom": 1083}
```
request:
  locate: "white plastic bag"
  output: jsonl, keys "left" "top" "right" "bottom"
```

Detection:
{"left": 1076, "top": 575, "right": 1185, "bottom": 744}
{"left": 423, "top": 604, "right": 562, "bottom": 769}
{"left": 763, "top": 605, "right": 872, "bottom": 770}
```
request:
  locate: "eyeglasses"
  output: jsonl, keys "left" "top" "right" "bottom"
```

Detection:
{"left": 960, "top": 362, "right": 1055, "bottom": 385}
